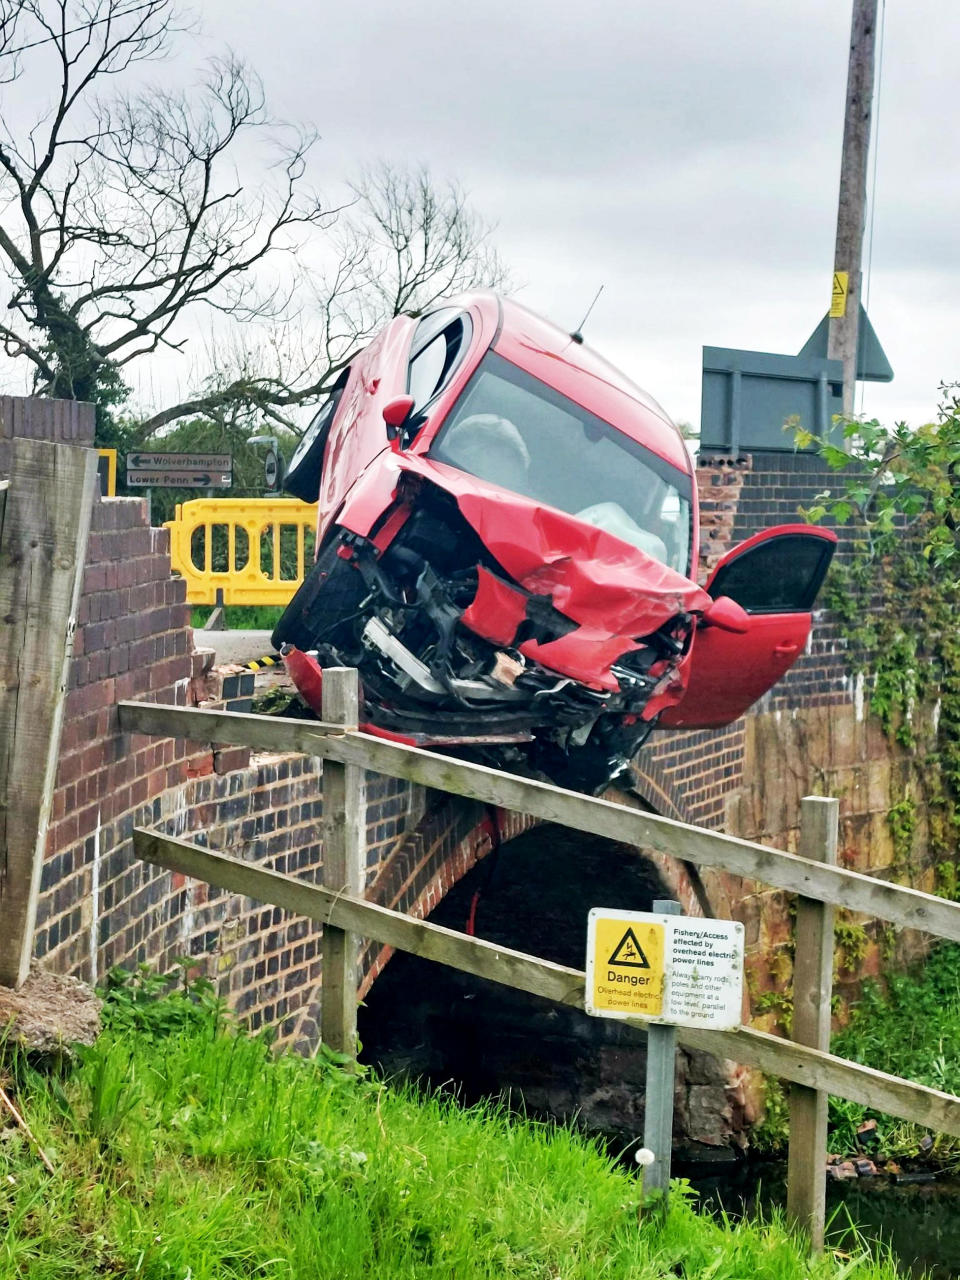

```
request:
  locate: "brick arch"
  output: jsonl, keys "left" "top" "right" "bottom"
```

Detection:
{"left": 628, "top": 758, "right": 692, "bottom": 824}
{"left": 358, "top": 780, "right": 719, "bottom": 999}
{"left": 358, "top": 792, "right": 540, "bottom": 996}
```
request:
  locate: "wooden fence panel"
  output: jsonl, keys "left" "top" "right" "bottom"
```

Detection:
{"left": 787, "top": 796, "right": 838, "bottom": 1248}
{"left": 319, "top": 668, "right": 365, "bottom": 1056}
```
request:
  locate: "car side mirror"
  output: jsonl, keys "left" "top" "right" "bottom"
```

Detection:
{"left": 701, "top": 594, "right": 750, "bottom": 634}
{"left": 382, "top": 395, "right": 416, "bottom": 440}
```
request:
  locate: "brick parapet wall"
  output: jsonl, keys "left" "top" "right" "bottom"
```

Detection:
{"left": 0, "top": 395, "right": 94, "bottom": 474}
{"left": 32, "top": 487, "right": 418, "bottom": 1049}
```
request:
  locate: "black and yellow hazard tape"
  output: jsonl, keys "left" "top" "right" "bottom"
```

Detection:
{"left": 245, "top": 653, "right": 283, "bottom": 671}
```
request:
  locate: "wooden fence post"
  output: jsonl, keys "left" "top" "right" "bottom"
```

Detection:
{"left": 0, "top": 439, "right": 97, "bottom": 988}
{"left": 319, "top": 667, "right": 365, "bottom": 1057}
{"left": 786, "top": 794, "right": 839, "bottom": 1249}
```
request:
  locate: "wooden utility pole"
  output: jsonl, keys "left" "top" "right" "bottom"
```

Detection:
{"left": 828, "top": 0, "right": 879, "bottom": 418}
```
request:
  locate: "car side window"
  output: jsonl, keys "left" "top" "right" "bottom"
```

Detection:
{"left": 407, "top": 310, "right": 472, "bottom": 413}
{"left": 709, "top": 534, "right": 834, "bottom": 613}
{"left": 282, "top": 368, "right": 350, "bottom": 502}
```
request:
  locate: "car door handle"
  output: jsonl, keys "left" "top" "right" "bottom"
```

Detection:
{"left": 773, "top": 642, "right": 800, "bottom": 656}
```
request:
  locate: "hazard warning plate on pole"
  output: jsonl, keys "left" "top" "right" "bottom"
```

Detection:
{"left": 585, "top": 909, "right": 744, "bottom": 1031}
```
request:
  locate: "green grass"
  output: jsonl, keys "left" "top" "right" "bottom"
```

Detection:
{"left": 0, "top": 974, "right": 905, "bottom": 1280}
{"left": 756, "top": 941, "right": 960, "bottom": 1165}
{"left": 190, "top": 604, "right": 285, "bottom": 631}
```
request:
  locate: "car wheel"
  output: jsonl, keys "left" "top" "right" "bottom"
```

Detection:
{"left": 272, "top": 535, "right": 367, "bottom": 654}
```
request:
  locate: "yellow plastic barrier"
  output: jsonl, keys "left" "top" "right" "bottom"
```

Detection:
{"left": 164, "top": 497, "right": 319, "bottom": 605}
{"left": 97, "top": 448, "right": 117, "bottom": 496}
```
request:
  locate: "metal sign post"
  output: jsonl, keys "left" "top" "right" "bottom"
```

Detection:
{"left": 585, "top": 903, "right": 745, "bottom": 1213}
{"left": 642, "top": 899, "right": 682, "bottom": 1202}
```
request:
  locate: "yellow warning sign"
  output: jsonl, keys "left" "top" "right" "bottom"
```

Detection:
{"left": 587, "top": 913, "right": 665, "bottom": 1017}
{"left": 586, "top": 910, "right": 745, "bottom": 1029}
{"left": 830, "top": 270, "right": 849, "bottom": 318}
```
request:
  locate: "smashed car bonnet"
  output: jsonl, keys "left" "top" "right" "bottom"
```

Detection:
{"left": 275, "top": 292, "right": 836, "bottom": 793}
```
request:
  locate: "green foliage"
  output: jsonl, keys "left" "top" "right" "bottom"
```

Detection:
{"left": 750, "top": 1075, "right": 791, "bottom": 1154}
{"left": 0, "top": 986, "right": 903, "bottom": 1279}
{"left": 799, "top": 387, "right": 960, "bottom": 871}
{"left": 97, "top": 962, "right": 226, "bottom": 1042}
{"left": 191, "top": 604, "right": 286, "bottom": 631}
{"left": 833, "top": 917, "right": 869, "bottom": 976}
{"left": 887, "top": 798, "right": 917, "bottom": 873}
{"left": 756, "top": 942, "right": 960, "bottom": 1165}
{"left": 828, "top": 941, "right": 960, "bottom": 1163}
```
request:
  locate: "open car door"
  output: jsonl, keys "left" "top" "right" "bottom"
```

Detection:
{"left": 658, "top": 525, "right": 837, "bottom": 729}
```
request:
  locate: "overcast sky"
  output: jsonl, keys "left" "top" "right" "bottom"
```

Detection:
{"left": 5, "top": 1, "right": 958, "bottom": 433}
{"left": 184, "top": 0, "right": 957, "bottom": 431}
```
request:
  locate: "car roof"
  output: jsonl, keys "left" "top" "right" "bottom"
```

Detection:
{"left": 442, "top": 291, "right": 692, "bottom": 477}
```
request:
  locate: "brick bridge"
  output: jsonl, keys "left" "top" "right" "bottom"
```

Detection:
{"left": 2, "top": 395, "right": 934, "bottom": 1150}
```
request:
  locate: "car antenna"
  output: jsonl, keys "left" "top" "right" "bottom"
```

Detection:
{"left": 570, "top": 285, "right": 604, "bottom": 344}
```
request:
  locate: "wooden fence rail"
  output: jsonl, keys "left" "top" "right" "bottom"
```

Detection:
{"left": 120, "top": 699, "right": 960, "bottom": 943}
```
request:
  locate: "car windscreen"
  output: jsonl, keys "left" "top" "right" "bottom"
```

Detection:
{"left": 429, "top": 352, "right": 693, "bottom": 574}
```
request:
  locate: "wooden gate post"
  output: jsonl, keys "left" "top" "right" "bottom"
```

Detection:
{"left": 319, "top": 667, "right": 365, "bottom": 1057}
{"left": 786, "top": 794, "right": 839, "bottom": 1249}
{"left": 0, "top": 439, "right": 97, "bottom": 988}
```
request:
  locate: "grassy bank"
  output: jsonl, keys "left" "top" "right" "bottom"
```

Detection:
{"left": 0, "top": 974, "right": 903, "bottom": 1280}
{"left": 757, "top": 941, "right": 960, "bottom": 1165}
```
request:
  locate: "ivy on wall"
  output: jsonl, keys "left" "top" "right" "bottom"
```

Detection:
{"left": 798, "top": 384, "right": 960, "bottom": 874}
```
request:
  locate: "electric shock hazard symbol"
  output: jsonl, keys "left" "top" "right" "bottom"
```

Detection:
{"left": 587, "top": 913, "right": 665, "bottom": 1018}
{"left": 585, "top": 909, "right": 744, "bottom": 1030}
{"left": 607, "top": 928, "right": 651, "bottom": 969}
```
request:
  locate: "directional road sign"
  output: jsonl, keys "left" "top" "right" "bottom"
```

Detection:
{"left": 126, "top": 469, "right": 232, "bottom": 489}
{"left": 126, "top": 451, "right": 232, "bottom": 471}
{"left": 125, "top": 451, "right": 232, "bottom": 488}
{"left": 585, "top": 908, "right": 743, "bottom": 1031}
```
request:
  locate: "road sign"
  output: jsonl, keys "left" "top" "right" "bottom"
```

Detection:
{"left": 126, "top": 469, "right": 232, "bottom": 489}
{"left": 126, "top": 451, "right": 232, "bottom": 471}
{"left": 264, "top": 447, "right": 281, "bottom": 490}
{"left": 799, "top": 304, "right": 894, "bottom": 383}
{"left": 585, "top": 908, "right": 743, "bottom": 1030}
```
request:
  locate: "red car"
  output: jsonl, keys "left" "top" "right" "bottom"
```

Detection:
{"left": 275, "top": 293, "right": 835, "bottom": 792}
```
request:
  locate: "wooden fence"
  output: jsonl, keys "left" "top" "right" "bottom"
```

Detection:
{"left": 120, "top": 674, "right": 960, "bottom": 1250}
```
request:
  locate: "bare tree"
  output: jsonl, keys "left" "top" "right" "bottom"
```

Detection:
{"left": 0, "top": 3, "right": 506, "bottom": 437}
{"left": 135, "top": 165, "right": 508, "bottom": 436}
{"left": 0, "top": 0, "right": 337, "bottom": 414}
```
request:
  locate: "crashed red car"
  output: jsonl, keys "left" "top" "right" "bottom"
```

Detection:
{"left": 275, "top": 292, "right": 835, "bottom": 792}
